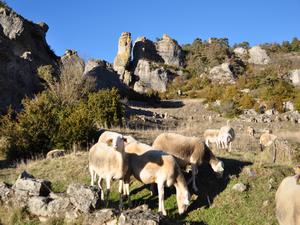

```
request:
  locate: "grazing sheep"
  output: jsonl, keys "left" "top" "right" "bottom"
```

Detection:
{"left": 124, "top": 141, "right": 190, "bottom": 215}
{"left": 152, "top": 133, "right": 224, "bottom": 192}
{"left": 89, "top": 135, "right": 127, "bottom": 208}
{"left": 203, "top": 129, "right": 221, "bottom": 148}
{"left": 219, "top": 121, "right": 235, "bottom": 151}
{"left": 259, "top": 132, "right": 278, "bottom": 162}
{"left": 275, "top": 175, "right": 300, "bottom": 225}
{"left": 246, "top": 126, "right": 255, "bottom": 137}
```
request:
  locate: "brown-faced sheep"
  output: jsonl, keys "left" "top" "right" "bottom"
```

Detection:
{"left": 275, "top": 175, "right": 300, "bottom": 225}
{"left": 152, "top": 133, "right": 224, "bottom": 192}
{"left": 124, "top": 141, "right": 190, "bottom": 216}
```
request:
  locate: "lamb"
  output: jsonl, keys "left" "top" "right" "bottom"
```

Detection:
{"left": 275, "top": 174, "right": 300, "bottom": 225}
{"left": 246, "top": 126, "right": 255, "bottom": 137}
{"left": 89, "top": 135, "right": 127, "bottom": 208}
{"left": 124, "top": 141, "right": 190, "bottom": 215}
{"left": 152, "top": 133, "right": 224, "bottom": 192}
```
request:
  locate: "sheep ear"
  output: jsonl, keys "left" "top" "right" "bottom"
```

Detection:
{"left": 106, "top": 138, "right": 113, "bottom": 146}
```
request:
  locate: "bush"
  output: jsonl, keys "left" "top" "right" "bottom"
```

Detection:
{"left": 0, "top": 89, "right": 125, "bottom": 160}
{"left": 239, "top": 94, "right": 255, "bottom": 109}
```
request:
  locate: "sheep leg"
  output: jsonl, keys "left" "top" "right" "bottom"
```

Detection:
{"left": 105, "top": 177, "right": 111, "bottom": 208}
{"left": 158, "top": 183, "right": 166, "bottom": 216}
{"left": 89, "top": 167, "right": 95, "bottom": 186}
{"left": 272, "top": 143, "right": 277, "bottom": 163}
{"left": 191, "top": 164, "right": 199, "bottom": 192}
{"left": 228, "top": 142, "right": 232, "bottom": 152}
{"left": 118, "top": 180, "right": 124, "bottom": 210}
{"left": 98, "top": 177, "right": 104, "bottom": 200}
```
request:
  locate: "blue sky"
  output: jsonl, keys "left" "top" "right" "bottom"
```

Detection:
{"left": 6, "top": 0, "right": 300, "bottom": 63}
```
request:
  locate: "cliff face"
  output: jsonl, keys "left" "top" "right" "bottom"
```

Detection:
{"left": 0, "top": 6, "right": 58, "bottom": 113}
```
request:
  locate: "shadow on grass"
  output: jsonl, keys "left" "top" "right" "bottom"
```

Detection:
{"left": 128, "top": 100, "right": 185, "bottom": 109}
{"left": 187, "top": 157, "right": 252, "bottom": 212}
{"left": 125, "top": 157, "right": 252, "bottom": 224}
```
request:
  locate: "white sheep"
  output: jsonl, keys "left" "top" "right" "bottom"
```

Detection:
{"left": 89, "top": 135, "right": 127, "bottom": 208}
{"left": 98, "top": 131, "right": 136, "bottom": 144}
{"left": 152, "top": 133, "right": 224, "bottom": 192}
{"left": 246, "top": 126, "right": 255, "bottom": 137}
{"left": 203, "top": 129, "right": 221, "bottom": 148}
{"left": 259, "top": 132, "right": 278, "bottom": 162}
{"left": 124, "top": 141, "right": 190, "bottom": 216}
{"left": 218, "top": 121, "right": 235, "bottom": 151}
{"left": 275, "top": 174, "right": 300, "bottom": 225}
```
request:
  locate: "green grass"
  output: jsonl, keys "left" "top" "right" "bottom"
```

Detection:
{"left": 0, "top": 150, "right": 294, "bottom": 225}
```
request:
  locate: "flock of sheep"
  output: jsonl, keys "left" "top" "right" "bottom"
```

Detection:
{"left": 87, "top": 121, "right": 299, "bottom": 224}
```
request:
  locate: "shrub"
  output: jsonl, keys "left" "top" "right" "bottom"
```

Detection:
{"left": 239, "top": 94, "right": 255, "bottom": 109}
{"left": 0, "top": 89, "right": 125, "bottom": 160}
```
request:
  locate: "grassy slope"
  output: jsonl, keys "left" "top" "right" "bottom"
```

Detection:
{"left": 0, "top": 149, "right": 294, "bottom": 225}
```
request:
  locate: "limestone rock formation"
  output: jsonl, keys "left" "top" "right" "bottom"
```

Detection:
{"left": 113, "top": 32, "right": 132, "bottom": 79}
{"left": 289, "top": 69, "right": 300, "bottom": 86}
{"left": 248, "top": 46, "right": 270, "bottom": 65}
{"left": 83, "top": 59, "right": 131, "bottom": 94}
{"left": 133, "top": 59, "right": 172, "bottom": 93}
{"left": 60, "top": 50, "right": 85, "bottom": 75}
{"left": 209, "top": 63, "right": 236, "bottom": 84}
{"left": 155, "top": 34, "right": 184, "bottom": 67}
{"left": 0, "top": 5, "right": 58, "bottom": 112}
{"left": 133, "top": 36, "right": 163, "bottom": 64}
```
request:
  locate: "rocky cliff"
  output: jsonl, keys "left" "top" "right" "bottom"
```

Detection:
{"left": 0, "top": 5, "right": 58, "bottom": 113}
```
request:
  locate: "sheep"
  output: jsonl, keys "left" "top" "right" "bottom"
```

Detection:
{"left": 275, "top": 174, "right": 300, "bottom": 225}
{"left": 124, "top": 141, "right": 190, "bottom": 216}
{"left": 218, "top": 121, "right": 235, "bottom": 151}
{"left": 98, "top": 131, "right": 136, "bottom": 145}
{"left": 246, "top": 126, "right": 255, "bottom": 137}
{"left": 89, "top": 135, "right": 127, "bottom": 208}
{"left": 259, "top": 132, "right": 278, "bottom": 162}
{"left": 203, "top": 129, "right": 221, "bottom": 148}
{"left": 152, "top": 133, "right": 224, "bottom": 192}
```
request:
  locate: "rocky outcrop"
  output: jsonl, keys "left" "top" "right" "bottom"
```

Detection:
{"left": 209, "top": 63, "right": 236, "bottom": 84}
{"left": 133, "top": 36, "right": 163, "bottom": 64}
{"left": 60, "top": 50, "right": 85, "bottom": 75}
{"left": 0, "top": 5, "right": 58, "bottom": 113}
{"left": 0, "top": 171, "right": 161, "bottom": 224}
{"left": 133, "top": 60, "right": 172, "bottom": 93}
{"left": 113, "top": 32, "right": 132, "bottom": 84}
{"left": 155, "top": 34, "right": 184, "bottom": 67}
{"left": 234, "top": 47, "right": 248, "bottom": 60}
{"left": 289, "top": 69, "right": 300, "bottom": 86}
{"left": 83, "top": 59, "right": 131, "bottom": 94}
{"left": 248, "top": 46, "right": 270, "bottom": 65}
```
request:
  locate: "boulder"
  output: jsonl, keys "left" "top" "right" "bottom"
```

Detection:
{"left": 27, "top": 196, "right": 50, "bottom": 218}
{"left": 113, "top": 32, "right": 132, "bottom": 77}
{"left": 133, "top": 59, "right": 172, "bottom": 93}
{"left": 155, "top": 34, "right": 184, "bottom": 67}
{"left": 67, "top": 183, "right": 100, "bottom": 213}
{"left": 248, "top": 46, "right": 270, "bottom": 65}
{"left": 233, "top": 47, "right": 248, "bottom": 59}
{"left": 83, "top": 209, "right": 117, "bottom": 225}
{"left": 232, "top": 183, "right": 247, "bottom": 192}
{"left": 119, "top": 204, "right": 160, "bottom": 225}
{"left": 46, "top": 149, "right": 65, "bottom": 159}
{"left": 289, "top": 69, "right": 300, "bottom": 86}
{"left": 13, "top": 173, "right": 51, "bottom": 197}
{"left": 209, "top": 63, "right": 236, "bottom": 84}
{"left": 0, "top": 182, "right": 12, "bottom": 202}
